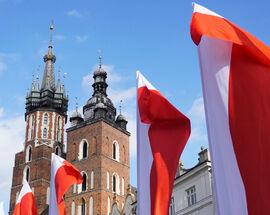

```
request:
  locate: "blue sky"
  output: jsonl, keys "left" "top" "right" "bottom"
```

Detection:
{"left": 1, "top": 0, "right": 270, "bottom": 213}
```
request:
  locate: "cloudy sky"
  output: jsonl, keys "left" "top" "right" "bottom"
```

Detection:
{"left": 1, "top": 0, "right": 270, "bottom": 213}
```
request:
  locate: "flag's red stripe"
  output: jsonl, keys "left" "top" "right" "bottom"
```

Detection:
{"left": 191, "top": 11, "right": 270, "bottom": 215}
{"left": 229, "top": 44, "right": 270, "bottom": 215}
{"left": 13, "top": 193, "right": 37, "bottom": 215}
{"left": 54, "top": 161, "right": 83, "bottom": 214}
{"left": 190, "top": 12, "right": 270, "bottom": 65}
{"left": 138, "top": 86, "right": 190, "bottom": 215}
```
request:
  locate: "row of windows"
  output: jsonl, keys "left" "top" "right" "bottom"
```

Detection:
{"left": 72, "top": 171, "right": 125, "bottom": 196}
{"left": 78, "top": 140, "right": 120, "bottom": 161}
{"left": 25, "top": 145, "right": 61, "bottom": 163}
{"left": 71, "top": 197, "right": 94, "bottom": 215}
{"left": 27, "top": 113, "right": 63, "bottom": 141}
{"left": 169, "top": 186, "right": 197, "bottom": 215}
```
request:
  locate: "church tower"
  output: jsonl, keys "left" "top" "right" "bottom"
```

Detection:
{"left": 9, "top": 24, "right": 68, "bottom": 214}
{"left": 64, "top": 56, "right": 130, "bottom": 215}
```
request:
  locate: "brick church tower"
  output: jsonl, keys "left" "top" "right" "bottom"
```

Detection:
{"left": 9, "top": 25, "right": 68, "bottom": 214}
{"left": 64, "top": 56, "right": 130, "bottom": 215}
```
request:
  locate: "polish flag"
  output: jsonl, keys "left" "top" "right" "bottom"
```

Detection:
{"left": 49, "top": 153, "right": 83, "bottom": 215}
{"left": 13, "top": 179, "right": 37, "bottom": 215}
{"left": 191, "top": 3, "right": 270, "bottom": 215}
{"left": 137, "top": 71, "right": 191, "bottom": 215}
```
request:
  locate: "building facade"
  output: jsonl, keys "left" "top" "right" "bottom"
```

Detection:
{"left": 9, "top": 27, "right": 68, "bottom": 214}
{"left": 9, "top": 26, "right": 130, "bottom": 215}
{"left": 64, "top": 58, "right": 130, "bottom": 215}
{"left": 169, "top": 147, "right": 214, "bottom": 215}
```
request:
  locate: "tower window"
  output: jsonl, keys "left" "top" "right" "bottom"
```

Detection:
{"left": 23, "top": 166, "right": 30, "bottom": 182}
{"left": 82, "top": 172, "right": 87, "bottom": 191}
{"left": 28, "top": 114, "right": 35, "bottom": 141}
{"left": 83, "top": 142, "right": 87, "bottom": 158}
{"left": 25, "top": 145, "right": 32, "bottom": 163}
{"left": 90, "top": 171, "right": 94, "bottom": 189}
{"left": 56, "top": 116, "right": 62, "bottom": 142}
{"left": 71, "top": 201, "right": 76, "bottom": 215}
{"left": 81, "top": 198, "right": 86, "bottom": 215}
{"left": 112, "top": 173, "right": 119, "bottom": 194}
{"left": 43, "top": 128, "right": 48, "bottom": 139}
{"left": 112, "top": 141, "right": 119, "bottom": 161}
{"left": 55, "top": 146, "right": 61, "bottom": 156}
{"left": 43, "top": 113, "right": 49, "bottom": 125}
{"left": 79, "top": 140, "right": 88, "bottom": 160}
{"left": 89, "top": 197, "right": 94, "bottom": 215}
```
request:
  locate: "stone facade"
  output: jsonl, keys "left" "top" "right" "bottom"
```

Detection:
{"left": 64, "top": 120, "right": 130, "bottom": 215}
{"left": 170, "top": 148, "right": 214, "bottom": 215}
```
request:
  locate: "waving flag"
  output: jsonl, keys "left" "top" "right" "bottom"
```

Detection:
{"left": 49, "top": 153, "right": 83, "bottom": 215}
{"left": 191, "top": 3, "right": 270, "bottom": 215}
{"left": 13, "top": 179, "right": 37, "bottom": 215}
{"left": 137, "top": 71, "right": 190, "bottom": 215}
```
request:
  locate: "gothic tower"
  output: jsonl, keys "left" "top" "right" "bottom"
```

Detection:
{"left": 9, "top": 25, "right": 68, "bottom": 214}
{"left": 65, "top": 57, "right": 130, "bottom": 215}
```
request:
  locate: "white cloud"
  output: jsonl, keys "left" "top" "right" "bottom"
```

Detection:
{"left": 75, "top": 35, "right": 88, "bottom": 43}
{"left": 181, "top": 97, "right": 208, "bottom": 168}
{"left": 66, "top": 9, "right": 82, "bottom": 18}
{"left": 0, "top": 52, "right": 18, "bottom": 75}
{"left": 0, "top": 112, "right": 25, "bottom": 208}
{"left": 0, "top": 107, "right": 4, "bottom": 117}
{"left": 187, "top": 97, "right": 207, "bottom": 143}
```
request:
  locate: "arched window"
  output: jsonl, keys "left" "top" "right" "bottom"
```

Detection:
{"left": 56, "top": 116, "right": 62, "bottom": 142}
{"left": 55, "top": 146, "right": 61, "bottom": 156}
{"left": 90, "top": 171, "right": 94, "bottom": 189}
{"left": 112, "top": 173, "right": 119, "bottom": 194}
{"left": 107, "top": 197, "right": 111, "bottom": 215}
{"left": 106, "top": 172, "right": 110, "bottom": 190}
{"left": 79, "top": 140, "right": 88, "bottom": 160}
{"left": 46, "top": 187, "right": 50, "bottom": 204}
{"left": 71, "top": 201, "right": 76, "bottom": 215}
{"left": 89, "top": 197, "right": 94, "bottom": 215}
{"left": 122, "top": 177, "right": 125, "bottom": 196}
{"left": 82, "top": 172, "right": 87, "bottom": 191}
{"left": 28, "top": 114, "right": 35, "bottom": 141}
{"left": 25, "top": 145, "right": 32, "bottom": 163}
{"left": 23, "top": 166, "right": 30, "bottom": 182}
{"left": 43, "top": 128, "right": 48, "bottom": 139}
{"left": 112, "top": 141, "right": 119, "bottom": 161}
{"left": 81, "top": 198, "right": 86, "bottom": 215}
{"left": 43, "top": 113, "right": 48, "bottom": 125}
{"left": 83, "top": 142, "right": 87, "bottom": 158}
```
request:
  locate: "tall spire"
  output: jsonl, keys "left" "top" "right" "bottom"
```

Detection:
{"left": 41, "top": 21, "right": 56, "bottom": 91}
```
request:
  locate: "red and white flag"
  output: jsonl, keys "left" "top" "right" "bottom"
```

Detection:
{"left": 137, "top": 71, "right": 190, "bottom": 215}
{"left": 13, "top": 179, "right": 37, "bottom": 215}
{"left": 49, "top": 153, "right": 83, "bottom": 215}
{"left": 191, "top": 3, "right": 270, "bottom": 215}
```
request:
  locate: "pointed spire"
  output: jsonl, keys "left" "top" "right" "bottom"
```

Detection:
{"left": 98, "top": 50, "right": 102, "bottom": 69}
{"left": 41, "top": 21, "right": 56, "bottom": 91}
{"left": 119, "top": 100, "right": 122, "bottom": 114}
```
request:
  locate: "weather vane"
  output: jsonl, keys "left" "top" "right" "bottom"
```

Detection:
{"left": 119, "top": 100, "right": 123, "bottom": 114}
{"left": 75, "top": 96, "right": 78, "bottom": 112}
{"left": 98, "top": 49, "right": 102, "bottom": 69}
{"left": 49, "top": 20, "right": 54, "bottom": 47}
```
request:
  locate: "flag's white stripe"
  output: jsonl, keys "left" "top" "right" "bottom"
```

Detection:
{"left": 0, "top": 202, "right": 4, "bottom": 215}
{"left": 193, "top": 2, "right": 223, "bottom": 18}
{"left": 198, "top": 36, "right": 248, "bottom": 215}
{"left": 49, "top": 153, "right": 64, "bottom": 215}
{"left": 137, "top": 112, "right": 153, "bottom": 215}
{"left": 136, "top": 71, "right": 156, "bottom": 90}
{"left": 16, "top": 179, "right": 32, "bottom": 204}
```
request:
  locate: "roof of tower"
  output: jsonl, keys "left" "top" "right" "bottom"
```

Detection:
{"left": 25, "top": 23, "right": 68, "bottom": 119}
{"left": 116, "top": 114, "right": 127, "bottom": 122}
